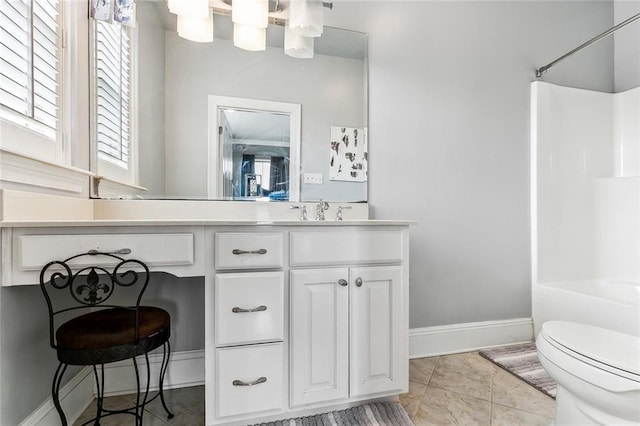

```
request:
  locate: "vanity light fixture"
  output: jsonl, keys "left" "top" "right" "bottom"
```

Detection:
{"left": 167, "top": 0, "right": 332, "bottom": 57}
{"left": 233, "top": 24, "right": 268, "bottom": 51}
{"left": 288, "top": 0, "right": 324, "bottom": 38}
{"left": 177, "top": 11, "right": 215, "bottom": 43}
{"left": 232, "top": 0, "right": 269, "bottom": 27}
{"left": 232, "top": 0, "right": 269, "bottom": 50}
{"left": 168, "top": 0, "right": 209, "bottom": 18}
{"left": 168, "top": 0, "right": 214, "bottom": 43}
{"left": 284, "top": 22, "right": 314, "bottom": 59}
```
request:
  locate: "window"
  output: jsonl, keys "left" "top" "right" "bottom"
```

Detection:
{"left": 0, "top": 0, "right": 61, "bottom": 141}
{"left": 92, "top": 18, "right": 135, "bottom": 183}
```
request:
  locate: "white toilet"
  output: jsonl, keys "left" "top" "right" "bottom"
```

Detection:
{"left": 536, "top": 321, "right": 640, "bottom": 425}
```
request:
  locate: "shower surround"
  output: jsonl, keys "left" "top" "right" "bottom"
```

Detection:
{"left": 531, "top": 82, "right": 640, "bottom": 337}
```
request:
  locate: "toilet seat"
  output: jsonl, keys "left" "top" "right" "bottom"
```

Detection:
{"left": 539, "top": 321, "right": 640, "bottom": 383}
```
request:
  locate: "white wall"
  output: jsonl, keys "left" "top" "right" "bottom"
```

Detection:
{"left": 326, "top": 1, "right": 614, "bottom": 328}
{"left": 614, "top": 0, "right": 640, "bottom": 92}
{"left": 163, "top": 32, "right": 367, "bottom": 202}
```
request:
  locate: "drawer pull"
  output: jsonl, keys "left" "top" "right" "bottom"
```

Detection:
{"left": 338, "top": 279, "right": 348, "bottom": 286}
{"left": 232, "top": 377, "right": 267, "bottom": 387}
{"left": 232, "top": 248, "right": 268, "bottom": 255}
{"left": 232, "top": 305, "right": 267, "bottom": 313}
{"left": 88, "top": 248, "right": 132, "bottom": 255}
{"left": 355, "top": 277, "right": 363, "bottom": 287}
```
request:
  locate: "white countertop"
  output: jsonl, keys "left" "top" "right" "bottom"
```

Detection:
{"left": 0, "top": 190, "right": 415, "bottom": 227}
{"left": 0, "top": 219, "right": 415, "bottom": 228}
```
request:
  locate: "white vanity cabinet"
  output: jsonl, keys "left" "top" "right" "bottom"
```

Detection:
{"left": 288, "top": 229, "right": 408, "bottom": 409}
{"left": 0, "top": 216, "right": 410, "bottom": 426}
{"left": 207, "top": 225, "right": 409, "bottom": 425}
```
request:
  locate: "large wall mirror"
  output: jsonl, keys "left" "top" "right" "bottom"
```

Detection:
{"left": 93, "top": 1, "right": 368, "bottom": 202}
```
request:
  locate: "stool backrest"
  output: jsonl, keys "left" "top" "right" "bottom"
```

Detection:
{"left": 39, "top": 251, "right": 150, "bottom": 349}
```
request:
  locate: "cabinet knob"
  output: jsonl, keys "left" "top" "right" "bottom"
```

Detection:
{"left": 232, "top": 377, "right": 267, "bottom": 386}
{"left": 338, "top": 279, "right": 348, "bottom": 286}
{"left": 355, "top": 277, "right": 363, "bottom": 287}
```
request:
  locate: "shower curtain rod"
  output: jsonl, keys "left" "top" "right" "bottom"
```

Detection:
{"left": 536, "top": 12, "right": 640, "bottom": 78}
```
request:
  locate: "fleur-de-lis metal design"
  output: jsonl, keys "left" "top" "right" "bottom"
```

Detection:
{"left": 75, "top": 268, "right": 110, "bottom": 305}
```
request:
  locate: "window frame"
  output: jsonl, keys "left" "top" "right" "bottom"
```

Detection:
{"left": 0, "top": 0, "right": 67, "bottom": 165}
{"left": 89, "top": 15, "right": 139, "bottom": 189}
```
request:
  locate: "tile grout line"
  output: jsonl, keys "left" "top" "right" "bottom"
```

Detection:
{"left": 492, "top": 364, "right": 496, "bottom": 426}
{"left": 420, "top": 356, "right": 440, "bottom": 419}
{"left": 491, "top": 401, "right": 556, "bottom": 421}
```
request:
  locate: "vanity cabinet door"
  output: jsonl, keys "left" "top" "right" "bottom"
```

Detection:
{"left": 290, "top": 265, "right": 406, "bottom": 407}
{"left": 350, "top": 266, "right": 406, "bottom": 398}
{"left": 290, "top": 268, "right": 349, "bottom": 407}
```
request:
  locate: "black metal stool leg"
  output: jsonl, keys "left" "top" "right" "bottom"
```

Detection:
{"left": 92, "top": 364, "right": 105, "bottom": 425}
{"left": 132, "top": 356, "right": 143, "bottom": 426}
{"left": 52, "top": 362, "right": 68, "bottom": 426}
{"left": 159, "top": 341, "right": 175, "bottom": 419}
{"left": 141, "top": 351, "right": 152, "bottom": 421}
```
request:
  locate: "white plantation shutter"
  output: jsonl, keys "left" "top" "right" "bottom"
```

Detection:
{"left": 0, "top": 0, "right": 60, "bottom": 138}
{"left": 95, "top": 20, "right": 130, "bottom": 169}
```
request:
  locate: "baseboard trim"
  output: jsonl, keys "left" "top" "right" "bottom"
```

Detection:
{"left": 409, "top": 317, "right": 534, "bottom": 358}
{"left": 19, "top": 349, "right": 205, "bottom": 426}
{"left": 102, "top": 349, "right": 205, "bottom": 396}
{"left": 19, "top": 367, "right": 94, "bottom": 426}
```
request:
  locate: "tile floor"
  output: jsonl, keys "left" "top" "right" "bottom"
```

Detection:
{"left": 400, "top": 352, "right": 555, "bottom": 425}
{"left": 74, "top": 351, "right": 555, "bottom": 425}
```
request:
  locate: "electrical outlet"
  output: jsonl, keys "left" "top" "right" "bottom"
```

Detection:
{"left": 304, "top": 173, "right": 323, "bottom": 184}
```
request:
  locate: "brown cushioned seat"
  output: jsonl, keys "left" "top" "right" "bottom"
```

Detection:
{"left": 56, "top": 306, "right": 170, "bottom": 350}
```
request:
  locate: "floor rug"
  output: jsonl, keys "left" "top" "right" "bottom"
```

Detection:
{"left": 249, "top": 402, "right": 414, "bottom": 426}
{"left": 480, "top": 341, "right": 557, "bottom": 399}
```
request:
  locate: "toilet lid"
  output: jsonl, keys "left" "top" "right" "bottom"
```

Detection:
{"left": 541, "top": 321, "right": 640, "bottom": 378}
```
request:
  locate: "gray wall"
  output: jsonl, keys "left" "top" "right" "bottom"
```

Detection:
{"left": 163, "top": 32, "right": 367, "bottom": 202}
{"left": 0, "top": 286, "right": 68, "bottom": 425}
{"left": 326, "top": 1, "right": 614, "bottom": 328}
{"left": 137, "top": 2, "right": 167, "bottom": 196}
{"left": 614, "top": 0, "right": 640, "bottom": 91}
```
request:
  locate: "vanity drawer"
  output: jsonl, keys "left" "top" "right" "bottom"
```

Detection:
{"left": 290, "top": 230, "right": 404, "bottom": 266}
{"left": 16, "top": 233, "right": 195, "bottom": 270}
{"left": 215, "top": 272, "right": 284, "bottom": 347}
{"left": 216, "top": 343, "right": 284, "bottom": 419}
{"left": 215, "top": 232, "right": 284, "bottom": 270}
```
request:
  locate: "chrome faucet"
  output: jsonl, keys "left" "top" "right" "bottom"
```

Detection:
{"left": 335, "top": 205, "right": 352, "bottom": 221}
{"left": 315, "top": 199, "right": 330, "bottom": 221}
{"left": 290, "top": 205, "right": 308, "bottom": 220}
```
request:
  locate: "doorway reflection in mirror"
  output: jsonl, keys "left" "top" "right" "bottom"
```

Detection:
{"left": 211, "top": 97, "right": 301, "bottom": 201}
